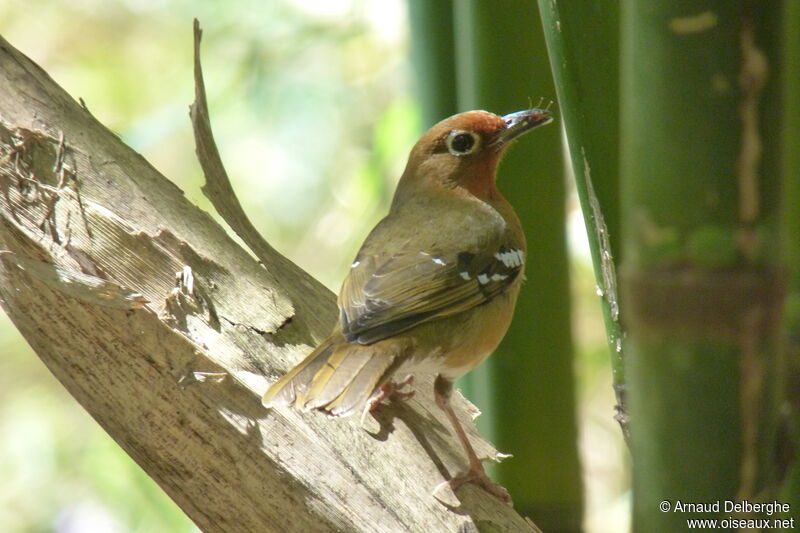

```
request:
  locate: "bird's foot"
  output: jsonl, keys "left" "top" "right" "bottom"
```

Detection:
{"left": 433, "top": 464, "right": 513, "bottom": 506}
{"left": 452, "top": 468, "right": 512, "bottom": 505}
{"left": 366, "top": 374, "right": 415, "bottom": 412}
{"left": 359, "top": 375, "right": 415, "bottom": 430}
{"left": 387, "top": 374, "right": 416, "bottom": 403}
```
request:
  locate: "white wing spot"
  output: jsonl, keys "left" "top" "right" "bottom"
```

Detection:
{"left": 432, "top": 257, "right": 445, "bottom": 266}
{"left": 494, "top": 249, "right": 524, "bottom": 268}
{"left": 477, "top": 273, "right": 489, "bottom": 284}
{"left": 491, "top": 273, "right": 508, "bottom": 281}
{"left": 460, "top": 271, "right": 471, "bottom": 280}
{"left": 351, "top": 260, "right": 360, "bottom": 268}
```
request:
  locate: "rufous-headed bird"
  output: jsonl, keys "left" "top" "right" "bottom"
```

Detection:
{"left": 262, "top": 108, "right": 553, "bottom": 504}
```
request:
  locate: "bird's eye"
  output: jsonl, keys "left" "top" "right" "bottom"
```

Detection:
{"left": 445, "top": 130, "right": 479, "bottom": 156}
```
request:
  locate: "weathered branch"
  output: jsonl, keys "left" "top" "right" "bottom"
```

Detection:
{"left": 0, "top": 27, "right": 538, "bottom": 532}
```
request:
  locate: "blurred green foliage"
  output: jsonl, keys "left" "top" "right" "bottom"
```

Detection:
{"left": 0, "top": 1, "right": 625, "bottom": 531}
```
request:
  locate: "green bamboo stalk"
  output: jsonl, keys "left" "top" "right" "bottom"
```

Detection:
{"left": 620, "top": 2, "right": 787, "bottom": 530}
{"left": 781, "top": 0, "right": 800, "bottom": 512}
{"left": 452, "top": 2, "right": 582, "bottom": 529}
{"left": 407, "top": 0, "right": 457, "bottom": 128}
{"left": 537, "top": 0, "right": 626, "bottom": 434}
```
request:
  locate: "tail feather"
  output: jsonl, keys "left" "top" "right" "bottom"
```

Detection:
{"left": 328, "top": 353, "right": 398, "bottom": 417}
{"left": 302, "top": 345, "right": 373, "bottom": 410}
{"left": 262, "top": 333, "right": 404, "bottom": 417}
{"left": 262, "top": 339, "right": 335, "bottom": 408}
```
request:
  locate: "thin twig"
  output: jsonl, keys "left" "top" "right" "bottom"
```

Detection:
{"left": 189, "top": 20, "right": 290, "bottom": 275}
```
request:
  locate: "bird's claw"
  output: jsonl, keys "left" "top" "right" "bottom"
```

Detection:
{"left": 359, "top": 375, "right": 416, "bottom": 430}
{"left": 366, "top": 374, "right": 415, "bottom": 412}
{"left": 433, "top": 467, "right": 513, "bottom": 506}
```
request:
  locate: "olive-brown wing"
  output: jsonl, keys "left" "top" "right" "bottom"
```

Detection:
{"left": 339, "top": 247, "right": 524, "bottom": 345}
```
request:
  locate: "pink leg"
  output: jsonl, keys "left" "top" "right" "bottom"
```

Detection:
{"left": 434, "top": 375, "right": 512, "bottom": 505}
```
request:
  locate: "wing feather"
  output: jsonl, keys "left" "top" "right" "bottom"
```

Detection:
{"left": 340, "top": 245, "right": 523, "bottom": 345}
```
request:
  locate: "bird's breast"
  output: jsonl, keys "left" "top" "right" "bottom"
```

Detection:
{"left": 398, "top": 278, "right": 523, "bottom": 381}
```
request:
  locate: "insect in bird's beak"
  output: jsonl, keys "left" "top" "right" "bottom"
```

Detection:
{"left": 491, "top": 108, "right": 554, "bottom": 150}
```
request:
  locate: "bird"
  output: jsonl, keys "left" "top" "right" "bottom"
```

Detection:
{"left": 262, "top": 107, "right": 553, "bottom": 504}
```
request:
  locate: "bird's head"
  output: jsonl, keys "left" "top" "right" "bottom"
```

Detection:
{"left": 395, "top": 108, "right": 553, "bottom": 203}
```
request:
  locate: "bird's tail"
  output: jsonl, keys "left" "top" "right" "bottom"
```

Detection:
{"left": 261, "top": 333, "right": 401, "bottom": 417}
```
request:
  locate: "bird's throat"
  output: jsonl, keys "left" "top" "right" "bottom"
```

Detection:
{"left": 462, "top": 169, "right": 501, "bottom": 201}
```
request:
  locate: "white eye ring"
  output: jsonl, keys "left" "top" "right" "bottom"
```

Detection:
{"left": 445, "top": 130, "right": 480, "bottom": 156}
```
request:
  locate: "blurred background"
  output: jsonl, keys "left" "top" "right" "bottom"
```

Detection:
{"left": 0, "top": 0, "right": 628, "bottom": 531}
